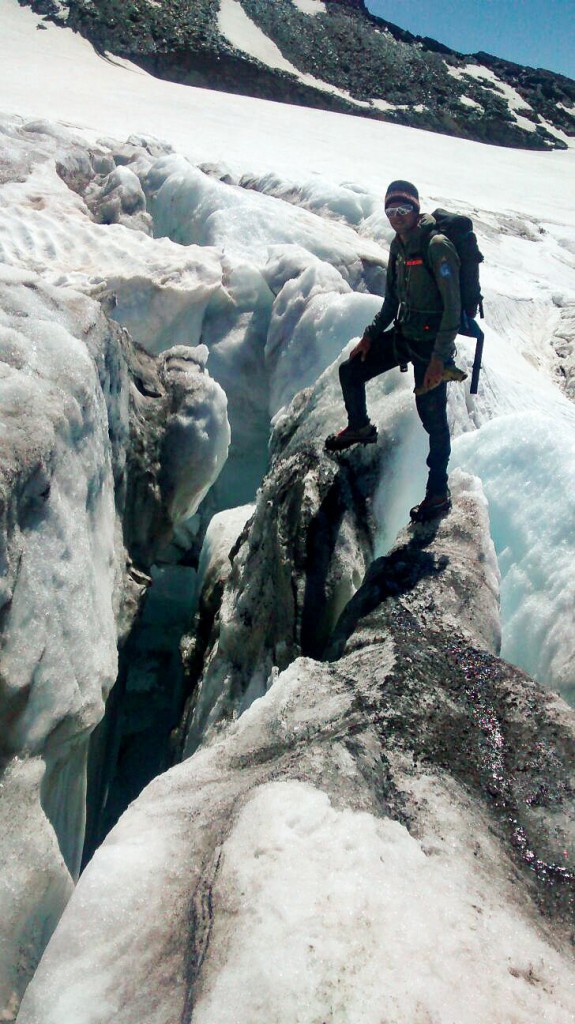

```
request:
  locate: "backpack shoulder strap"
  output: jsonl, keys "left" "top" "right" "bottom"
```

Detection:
{"left": 414, "top": 219, "right": 440, "bottom": 276}
{"left": 387, "top": 235, "right": 400, "bottom": 279}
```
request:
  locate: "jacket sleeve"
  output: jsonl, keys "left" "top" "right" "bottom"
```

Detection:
{"left": 364, "top": 252, "right": 399, "bottom": 342}
{"left": 427, "top": 235, "right": 461, "bottom": 361}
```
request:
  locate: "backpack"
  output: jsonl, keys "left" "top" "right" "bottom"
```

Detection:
{"left": 426, "top": 208, "right": 484, "bottom": 323}
{"left": 394, "top": 209, "right": 485, "bottom": 392}
{"left": 425, "top": 209, "right": 485, "bottom": 393}
{"left": 388, "top": 211, "right": 482, "bottom": 391}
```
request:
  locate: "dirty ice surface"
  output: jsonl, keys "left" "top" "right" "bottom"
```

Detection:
{"left": 192, "top": 776, "right": 575, "bottom": 1024}
{"left": 15, "top": 663, "right": 575, "bottom": 1024}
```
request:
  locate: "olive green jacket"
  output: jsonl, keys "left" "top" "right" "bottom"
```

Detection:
{"left": 365, "top": 214, "right": 461, "bottom": 362}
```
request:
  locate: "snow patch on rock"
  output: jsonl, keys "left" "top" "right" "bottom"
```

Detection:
{"left": 217, "top": 0, "right": 370, "bottom": 108}
{"left": 291, "top": 0, "right": 327, "bottom": 15}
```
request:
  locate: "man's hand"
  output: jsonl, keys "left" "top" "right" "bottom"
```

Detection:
{"left": 350, "top": 335, "right": 371, "bottom": 362}
{"left": 423, "top": 355, "right": 444, "bottom": 392}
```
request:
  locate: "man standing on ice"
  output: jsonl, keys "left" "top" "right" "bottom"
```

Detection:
{"left": 325, "top": 179, "right": 463, "bottom": 524}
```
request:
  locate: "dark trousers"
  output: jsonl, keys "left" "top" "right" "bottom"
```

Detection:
{"left": 339, "top": 329, "right": 451, "bottom": 496}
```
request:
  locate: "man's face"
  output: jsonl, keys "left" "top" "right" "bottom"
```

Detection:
{"left": 386, "top": 206, "right": 419, "bottom": 233}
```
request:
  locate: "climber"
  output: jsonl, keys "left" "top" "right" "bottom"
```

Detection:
{"left": 325, "top": 179, "right": 466, "bottom": 523}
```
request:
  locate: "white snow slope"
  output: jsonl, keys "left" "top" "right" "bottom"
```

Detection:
{"left": 1, "top": 0, "right": 575, "bottom": 1019}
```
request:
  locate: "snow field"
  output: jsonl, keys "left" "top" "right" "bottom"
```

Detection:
{"left": 3, "top": 0, "right": 575, "bottom": 210}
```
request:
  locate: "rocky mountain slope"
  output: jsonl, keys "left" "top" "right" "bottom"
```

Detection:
{"left": 22, "top": 0, "right": 575, "bottom": 150}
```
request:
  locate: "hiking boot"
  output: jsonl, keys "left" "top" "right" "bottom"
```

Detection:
{"left": 325, "top": 422, "right": 377, "bottom": 452}
{"left": 414, "top": 366, "right": 468, "bottom": 397}
{"left": 410, "top": 491, "right": 451, "bottom": 523}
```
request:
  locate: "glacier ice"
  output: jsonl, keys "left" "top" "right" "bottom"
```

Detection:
{"left": 16, "top": 630, "right": 575, "bottom": 1024}
{"left": 453, "top": 411, "right": 575, "bottom": 702}
{"left": 0, "top": 121, "right": 235, "bottom": 1011}
{"left": 263, "top": 245, "right": 381, "bottom": 415}
{"left": 0, "top": 758, "right": 73, "bottom": 1022}
{"left": 144, "top": 153, "right": 386, "bottom": 286}
{"left": 157, "top": 346, "right": 230, "bottom": 523}
{"left": 0, "top": 17, "right": 574, "bottom": 1017}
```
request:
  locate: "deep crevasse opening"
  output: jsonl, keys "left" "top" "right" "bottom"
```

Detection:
{"left": 83, "top": 154, "right": 575, "bottom": 864}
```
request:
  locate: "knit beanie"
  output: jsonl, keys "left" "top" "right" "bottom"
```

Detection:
{"left": 385, "top": 180, "right": 420, "bottom": 211}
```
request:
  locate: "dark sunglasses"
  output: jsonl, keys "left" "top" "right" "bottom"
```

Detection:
{"left": 385, "top": 205, "right": 416, "bottom": 217}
